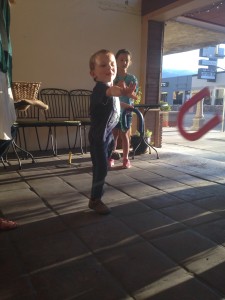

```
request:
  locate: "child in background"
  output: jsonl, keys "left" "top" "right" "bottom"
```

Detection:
{"left": 111, "top": 49, "right": 138, "bottom": 169}
{"left": 88, "top": 49, "right": 136, "bottom": 214}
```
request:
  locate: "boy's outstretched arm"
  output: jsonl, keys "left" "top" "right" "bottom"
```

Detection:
{"left": 106, "top": 82, "right": 137, "bottom": 100}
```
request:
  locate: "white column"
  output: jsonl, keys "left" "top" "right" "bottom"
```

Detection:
{"left": 190, "top": 99, "right": 205, "bottom": 130}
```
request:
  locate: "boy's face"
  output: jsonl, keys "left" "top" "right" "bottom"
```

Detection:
{"left": 116, "top": 53, "right": 131, "bottom": 72}
{"left": 90, "top": 53, "right": 117, "bottom": 83}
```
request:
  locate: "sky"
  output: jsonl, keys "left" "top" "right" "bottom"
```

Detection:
{"left": 162, "top": 44, "right": 225, "bottom": 73}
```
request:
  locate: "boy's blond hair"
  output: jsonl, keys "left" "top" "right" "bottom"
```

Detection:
{"left": 89, "top": 49, "right": 114, "bottom": 71}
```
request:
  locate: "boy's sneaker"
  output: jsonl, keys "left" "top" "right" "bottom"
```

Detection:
{"left": 122, "top": 158, "right": 131, "bottom": 169}
{"left": 88, "top": 199, "right": 111, "bottom": 215}
{"left": 108, "top": 158, "right": 114, "bottom": 168}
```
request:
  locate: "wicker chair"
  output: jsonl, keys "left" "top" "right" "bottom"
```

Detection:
{"left": 0, "top": 81, "right": 45, "bottom": 168}
{"left": 13, "top": 82, "right": 43, "bottom": 151}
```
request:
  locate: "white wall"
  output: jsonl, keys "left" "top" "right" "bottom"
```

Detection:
{"left": 10, "top": 0, "right": 142, "bottom": 151}
{"left": 10, "top": 0, "right": 141, "bottom": 91}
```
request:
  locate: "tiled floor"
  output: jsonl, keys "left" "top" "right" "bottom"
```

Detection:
{"left": 1, "top": 128, "right": 225, "bottom": 299}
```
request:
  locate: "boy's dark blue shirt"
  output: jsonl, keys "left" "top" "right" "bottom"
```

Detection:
{"left": 89, "top": 81, "right": 120, "bottom": 144}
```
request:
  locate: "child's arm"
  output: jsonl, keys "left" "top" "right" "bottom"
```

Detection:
{"left": 106, "top": 82, "right": 137, "bottom": 100}
{"left": 120, "top": 102, "right": 133, "bottom": 110}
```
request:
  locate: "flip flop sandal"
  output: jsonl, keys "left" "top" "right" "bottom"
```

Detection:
{"left": 0, "top": 218, "right": 18, "bottom": 230}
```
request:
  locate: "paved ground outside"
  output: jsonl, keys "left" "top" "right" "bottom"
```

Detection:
{"left": 1, "top": 126, "right": 225, "bottom": 299}
{"left": 182, "top": 111, "right": 225, "bottom": 131}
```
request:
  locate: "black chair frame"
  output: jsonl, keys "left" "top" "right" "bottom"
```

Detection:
{"left": 40, "top": 88, "right": 83, "bottom": 156}
{"left": 69, "top": 89, "right": 92, "bottom": 153}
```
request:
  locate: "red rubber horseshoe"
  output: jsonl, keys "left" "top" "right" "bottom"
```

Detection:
{"left": 177, "top": 87, "right": 222, "bottom": 141}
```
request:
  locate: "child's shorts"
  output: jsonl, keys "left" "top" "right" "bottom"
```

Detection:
{"left": 114, "top": 112, "right": 132, "bottom": 131}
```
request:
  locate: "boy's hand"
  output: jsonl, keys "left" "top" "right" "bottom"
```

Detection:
{"left": 121, "top": 82, "right": 137, "bottom": 100}
{"left": 120, "top": 102, "right": 134, "bottom": 110}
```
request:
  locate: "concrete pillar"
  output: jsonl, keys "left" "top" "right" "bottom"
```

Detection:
{"left": 145, "top": 20, "right": 164, "bottom": 147}
{"left": 191, "top": 100, "right": 205, "bottom": 130}
{"left": 211, "top": 88, "right": 216, "bottom": 105}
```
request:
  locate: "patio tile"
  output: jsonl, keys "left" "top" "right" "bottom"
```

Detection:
{"left": 160, "top": 202, "right": 221, "bottom": 226}
{"left": 0, "top": 188, "right": 40, "bottom": 204}
{"left": 15, "top": 230, "right": 90, "bottom": 273}
{"left": 0, "top": 241, "right": 36, "bottom": 299}
{"left": 119, "top": 210, "right": 185, "bottom": 240}
{"left": 61, "top": 210, "right": 110, "bottom": 229}
{"left": 30, "top": 256, "right": 132, "bottom": 300}
{"left": 196, "top": 183, "right": 225, "bottom": 196}
{"left": 95, "top": 239, "right": 181, "bottom": 296}
{"left": 129, "top": 169, "right": 163, "bottom": 181}
{"left": 102, "top": 185, "right": 131, "bottom": 201}
{"left": 0, "top": 188, "right": 56, "bottom": 223}
{"left": 116, "top": 181, "right": 161, "bottom": 198}
{"left": 9, "top": 216, "right": 67, "bottom": 242}
{"left": 26, "top": 176, "right": 76, "bottom": 198}
{"left": 133, "top": 268, "right": 222, "bottom": 300}
{"left": 147, "top": 177, "right": 187, "bottom": 190}
{"left": 166, "top": 185, "right": 212, "bottom": 201}
{"left": 0, "top": 173, "right": 29, "bottom": 191}
{"left": 151, "top": 229, "right": 217, "bottom": 264}
{"left": 0, "top": 277, "right": 35, "bottom": 300}
{"left": 110, "top": 197, "right": 151, "bottom": 217}
{"left": 105, "top": 173, "right": 137, "bottom": 185}
{"left": 47, "top": 192, "right": 89, "bottom": 215}
{"left": 61, "top": 177, "right": 91, "bottom": 195}
{"left": 140, "top": 191, "right": 184, "bottom": 209}
{"left": 76, "top": 216, "right": 140, "bottom": 253}
{"left": 194, "top": 219, "right": 225, "bottom": 246}
{"left": 194, "top": 195, "right": 225, "bottom": 217}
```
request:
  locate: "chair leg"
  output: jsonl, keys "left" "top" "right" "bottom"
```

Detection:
{"left": 83, "top": 126, "right": 87, "bottom": 153}
{"left": 1, "top": 157, "right": 7, "bottom": 169}
{"left": 22, "top": 127, "right": 28, "bottom": 151}
{"left": 12, "top": 140, "right": 35, "bottom": 164}
{"left": 16, "top": 128, "right": 22, "bottom": 148}
{"left": 74, "top": 125, "right": 83, "bottom": 154}
{"left": 66, "top": 126, "right": 71, "bottom": 149}
{"left": 45, "top": 127, "right": 51, "bottom": 151}
{"left": 45, "top": 126, "right": 56, "bottom": 156}
{"left": 35, "top": 127, "right": 42, "bottom": 151}
{"left": 52, "top": 127, "right": 57, "bottom": 156}
{"left": 79, "top": 126, "right": 83, "bottom": 154}
{"left": 11, "top": 141, "right": 22, "bottom": 169}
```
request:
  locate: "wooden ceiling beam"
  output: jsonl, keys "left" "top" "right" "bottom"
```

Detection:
{"left": 142, "top": 0, "right": 220, "bottom": 21}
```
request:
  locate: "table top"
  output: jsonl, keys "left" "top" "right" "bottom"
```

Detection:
{"left": 134, "top": 104, "right": 160, "bottom": 110}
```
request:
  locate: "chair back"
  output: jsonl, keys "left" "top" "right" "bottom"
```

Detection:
{"left": 39, "top": 88, "right": 70, "bottom": 121}
{"left": 16, "top": 104, "right": 40, "bottom": 121}
{"left": 69, "top": 89, "right": 92, "bottom": 120}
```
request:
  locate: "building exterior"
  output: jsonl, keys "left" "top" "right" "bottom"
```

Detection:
{"left": 161, "top": 75, "right": 193, "bottom": 105}
{"left": 161, "top": 71, "right": 225, "bottom": 106}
